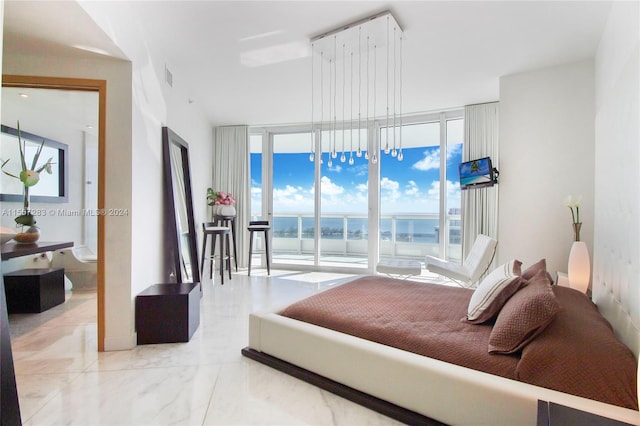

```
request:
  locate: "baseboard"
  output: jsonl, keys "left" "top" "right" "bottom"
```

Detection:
{"left": 241, "top": 347, "right": 444, "bottom": 426}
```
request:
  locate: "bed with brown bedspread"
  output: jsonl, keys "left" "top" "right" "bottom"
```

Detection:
{"left": 279, "top": 275, "right": 638, "bottom": 411}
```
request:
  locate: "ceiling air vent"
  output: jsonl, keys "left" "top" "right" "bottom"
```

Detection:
{"left": 165, "top": 66, "right": 173, "bottom": 87}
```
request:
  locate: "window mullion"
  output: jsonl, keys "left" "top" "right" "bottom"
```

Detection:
{"left": 439, "top": 113, "right": 447, "bottom": 258}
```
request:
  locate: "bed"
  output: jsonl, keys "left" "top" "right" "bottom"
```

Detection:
{"left": 243, "top": 261, "right": 640, "bottom": 425}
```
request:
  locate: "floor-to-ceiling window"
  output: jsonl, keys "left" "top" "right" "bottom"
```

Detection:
{"left": 250, "top": 109, "right": 463, "bottom": 272}
{"left": 318, "top": 128, "right": 369, "bottom": 268}
{"left": 378, "top": 112, "right": 463, "bottom": 263}
{"left": 271, "top": 131, "right": 315, "bottom": 265}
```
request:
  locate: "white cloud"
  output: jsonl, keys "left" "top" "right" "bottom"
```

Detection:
{"left": 380, "top": 177, "right": 399, "bottom": 191}
{"left": 425, "top": 180, "right": 461, "bottom": 211}
{"left": 405, "top": 180, "right": 419, "bottom": 195}
{"left": 412, "top": 145, "right": 462, "bottom": 172}
{"left": 328, "top": 164, "right": 342, "bottom": 173}
{"left": 412, "top": 150, "right": 440, "bottom": 171}
{"left": 447, "top": 143, "right": 462, "bottom": 159}
{"left": 320, "top": 176, "right": 344, "bottom": 195}
{"left": 356, "top": 183, "right": 368, "bottom": 192}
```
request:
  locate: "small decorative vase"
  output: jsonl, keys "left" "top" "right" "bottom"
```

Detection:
{"left": 13, "top": 226, "right": 40, "bottom": 244}
{"left": 13, "top": 188, "right": 40, "bottom": 243}
{"left": 212, "top": 204, "right": 236, "bottom": 217}
{"left": 572, "top": 222, "right": 582, "bottom": 242}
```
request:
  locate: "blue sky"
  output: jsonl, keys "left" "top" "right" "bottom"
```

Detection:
{"left": 251, "top": 143, "right": 462, "bottom": 216}
{"left": 250, "top": 119, "right": 464, "bottom": 216}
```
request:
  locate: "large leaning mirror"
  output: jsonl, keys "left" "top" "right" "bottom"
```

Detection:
{"left": 162, "top": 127, "right": 200, "bottom": 284}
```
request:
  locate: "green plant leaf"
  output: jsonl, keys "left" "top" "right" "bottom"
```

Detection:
{"left": 30, "top": 139, "right": 45, "bottom": 171}
{"left": 2, "top": 170, "right": 19, "bottom": 179}
{"left": 15, "top": 213, "right": 36, "bottom": 226}
{"left": 35, "top": 158, "right": 54, "bottom": 174}
{"left": 17, "top": 121, "right": 27, "bottom": 172}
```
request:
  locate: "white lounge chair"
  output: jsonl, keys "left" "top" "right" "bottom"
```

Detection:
{"left": 425, "top": 234, "right": 497, "bottom": 287}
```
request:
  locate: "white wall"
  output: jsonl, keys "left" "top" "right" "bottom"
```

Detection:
{"left": 2, "top": 52, "right": 135, "bottom": 350}
{"left": 498, "top": 60, "right": 595, "bottom": 277}
{"left": 78, "top": 0, "right": 213, "bottom": 285}
{"left": 77, "top": 2, "right": 212, "bottom": 348}
{"left": 593, "top": 1, "right": 639, "bottom": 356}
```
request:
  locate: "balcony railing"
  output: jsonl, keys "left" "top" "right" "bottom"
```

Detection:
{"left": 252, "top": 212, "right": 462, "bottom": 265}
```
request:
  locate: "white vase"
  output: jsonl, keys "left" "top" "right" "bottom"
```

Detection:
{"left": 568, "top": 241, "right": 590, "bottom": 294}
{"left": 212, "top": 204, "right": 236, "bottom": 217}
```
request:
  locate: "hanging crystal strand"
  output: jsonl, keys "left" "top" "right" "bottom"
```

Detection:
{"left": 340, "top": 43, "right": 346, "bottom": 163}
{"left": 332, "top": 35, "right": 337, "bottom": 160}
{"left": 391, "top": 27, "right": 397, "bottom": 158}
{"left": 371, "top": 43, "right": 378, "bottom": 164}
{"left": 398, "top": 35, "right": 404, "bottom": 162}
{"left": 309, "top": 43, "right": 315, "bottom": 162}
{"left": 365, "top": 35, "right": 369, "bottom": 161}
{"left": 384, "top": 15, "right": 390, "bottom": 155}
{"left": 328, "top": 57, "right": 333, "bottom": 168}
{"left": 349, "top": 51, "right": 354, "bottom": 165}
{"left": 320, "top": 51, "right": 324, "bottom": 165}
{"left": 357, "top": 27, "right": 362, "bottom": 158}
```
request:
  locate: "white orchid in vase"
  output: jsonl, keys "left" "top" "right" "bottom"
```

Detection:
{"left": 1, "top": 121, "right": 54, "bottom": 237}
{"left": 564, "top": 194, "right": 582, "bottom": 241}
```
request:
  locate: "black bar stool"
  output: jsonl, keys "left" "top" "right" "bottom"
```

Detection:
{"left": 248, "top": 220, "right": 271, "bottom": 276}
{"left": 200, "top": 222, "right": 232, "bottom": 284}
{"left": 213, "top": 214, "right": 238, "bottom": 272}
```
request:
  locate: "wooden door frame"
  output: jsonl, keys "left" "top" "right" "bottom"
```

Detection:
{"left": 2, "top": 75, "right": 107, "bottom": 351}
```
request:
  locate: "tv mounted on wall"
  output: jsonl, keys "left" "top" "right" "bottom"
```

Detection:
{"left": 459, "top": 157, "right": 498, "bottom": 190}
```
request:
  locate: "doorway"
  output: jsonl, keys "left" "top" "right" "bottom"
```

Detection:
{"left": 2, "top": 75, "right": 107, "bottom": 351}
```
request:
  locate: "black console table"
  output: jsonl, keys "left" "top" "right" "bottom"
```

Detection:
{"left": 1, "top": 241, "right": 74, "bottom": 261}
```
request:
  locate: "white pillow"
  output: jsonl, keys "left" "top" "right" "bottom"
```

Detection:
{"left": 467, "top": 259, "right": 523, "bottom": 323}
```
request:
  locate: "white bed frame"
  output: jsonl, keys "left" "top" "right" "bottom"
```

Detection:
{"left": 246, "top": 289, "right": 640, "bottom": 425}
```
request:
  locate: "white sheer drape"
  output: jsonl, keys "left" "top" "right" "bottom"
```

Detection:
{"left": 212, "top": 126, "right": 250, "bottom": 268}
{"left": 462, "top": 103, "right": 499, "bottom": 265}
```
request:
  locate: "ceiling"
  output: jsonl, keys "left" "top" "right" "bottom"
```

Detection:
{"left": 3, "top": 1, "right": 613, "bottom": 127}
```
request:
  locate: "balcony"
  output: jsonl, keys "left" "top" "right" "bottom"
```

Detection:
{"left": 251, "top": 213, "right": 462, "bottom": 268}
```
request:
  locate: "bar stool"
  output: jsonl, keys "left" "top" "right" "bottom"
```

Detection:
{"left": 213, "top": 214, "right": 238, "bottom": 271}
{"left": 248, "top": 220, "right": 271, "bottom": 276}
{"left": 200, "top": 222, "right": 232, "bottom": 284}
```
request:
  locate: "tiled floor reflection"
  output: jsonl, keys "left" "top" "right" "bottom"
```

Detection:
{"left": 9, "top": 270, "right": 404, "bottom": 425}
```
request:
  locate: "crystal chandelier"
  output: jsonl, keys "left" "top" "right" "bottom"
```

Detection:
{"left": 309, "top": 11, "right": 404, "bottom": 166}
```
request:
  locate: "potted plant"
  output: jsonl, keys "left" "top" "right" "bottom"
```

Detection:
{"left": 1, "top": 121, "right": 54, "bottom": 243}
{"left": 206, "top": 188, "right": 236, "bottom": 217}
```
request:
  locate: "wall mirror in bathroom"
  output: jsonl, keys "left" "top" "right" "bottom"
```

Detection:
{"left": 0, "top": 124, "right": 68, "bottom": 202}
{"left": 162, "top": 126, "right": 200, "bottom": 284}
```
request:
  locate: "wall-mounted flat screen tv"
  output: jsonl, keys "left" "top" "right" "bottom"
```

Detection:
{"left": 459, "top": 157, "right": 497, "bottom": 190}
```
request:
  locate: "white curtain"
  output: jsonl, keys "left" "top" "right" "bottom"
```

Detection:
{"left": 462, "top": 103, "right": 499, "bottom": 264}
{"left": 212, "top": 126, "right": 250, "bottom": 268}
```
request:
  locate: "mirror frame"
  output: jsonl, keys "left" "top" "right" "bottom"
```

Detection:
{"left": 162, "top": 126, "right": 200, "bottom": 284}
{"left": 0, "top": 124, "right": 69, "bottom": 203}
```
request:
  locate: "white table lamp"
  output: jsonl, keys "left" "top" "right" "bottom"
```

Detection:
{"left": 568, "top": 241, "right": 590, "bottom": 294}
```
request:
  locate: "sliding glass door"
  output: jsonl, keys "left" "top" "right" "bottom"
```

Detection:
{"left": 250, "top": 110, "right": 463, "bottom": 272}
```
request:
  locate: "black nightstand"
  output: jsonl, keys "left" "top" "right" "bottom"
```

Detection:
{"left": 538, "top": 401, "right": 634, "bottom": 426}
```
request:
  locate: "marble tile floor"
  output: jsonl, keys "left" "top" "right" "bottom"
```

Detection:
{"left": 8, "top": 270, "right": 406, "bottom": 426}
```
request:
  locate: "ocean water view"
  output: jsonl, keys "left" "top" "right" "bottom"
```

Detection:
{"left": 271, "top": 215, "right": 458, "bottom": 244}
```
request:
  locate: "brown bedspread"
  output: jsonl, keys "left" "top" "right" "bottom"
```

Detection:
{"left": 279, "top": 275, "right": 639, "bottom": 410}
{"left": 280, "top": 275, "right": 520, "bottom": 379}
{"left": 517, "top": 286, "right": 638, "bottom": 410}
